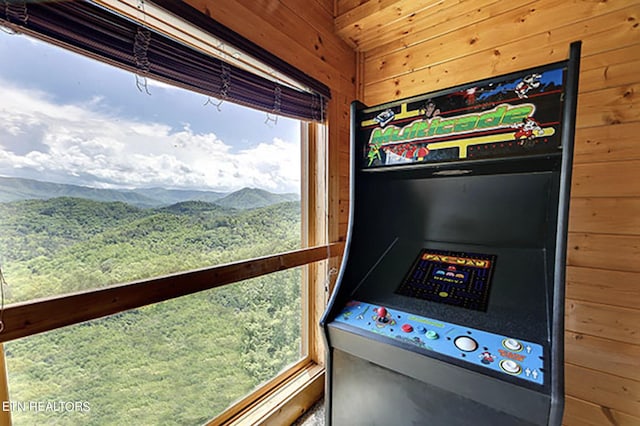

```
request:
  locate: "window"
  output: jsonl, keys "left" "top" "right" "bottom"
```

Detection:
{"left": 0, "top": 2, "right": 332, "bottom": 424}
{"left": 0, "top": 30, "right": 303, "bottom": 303}
{"left": 5, "top": 269, "right": 304, "bottom": 425}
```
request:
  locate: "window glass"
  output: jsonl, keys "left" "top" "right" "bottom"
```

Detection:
{"left": 0, "top": 30, "right": 303, "bottom": 304}
{"left": 4, "top": 268, "right": 303, "bottom": 425}
{"left": 0, "top": 28, "right": 307, "bottom": 424}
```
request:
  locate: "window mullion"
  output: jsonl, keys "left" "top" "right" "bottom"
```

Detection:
{"left": 0, "top": 344, "right": 10, "bottom": 426}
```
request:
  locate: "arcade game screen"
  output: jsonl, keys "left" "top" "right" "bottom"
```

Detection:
{"left": 396, "top": 249, "right": 497, "bottom": 311}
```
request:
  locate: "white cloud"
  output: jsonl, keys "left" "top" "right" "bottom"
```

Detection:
{"left": 0, "top": 81, "right": 301, "bottom": 194}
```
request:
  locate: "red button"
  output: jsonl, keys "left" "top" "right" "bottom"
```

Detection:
{"left": 401, "top": 324, "right": 413, "bottom": 333}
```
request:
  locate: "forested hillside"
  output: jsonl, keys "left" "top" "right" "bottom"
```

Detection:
{"left": 0, "top": 194, "right": 302, "bottom": 425}
{"left": 0, "top": 196, "right": 300, "bottom": 302}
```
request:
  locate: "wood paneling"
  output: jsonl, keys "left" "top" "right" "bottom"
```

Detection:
{"left": 361, "top": 6, "right": 639, "bottom": 105}
{"left": 336, "top": 0, "right": 365, "bottom": 17}
{"left": 183, "top": 0, "right": 348, "bottom": 85}
{"left": 568, "top": 233, "right": 640, "bottom": 273}
{"left": 574, "top": 122, "right": 640, "bottom": 164}
{"left": 563, "top": 395, "right": 640, "bottom": 426}
{"left": 336, "top": 0, "right": 467, "bottom": 50}
{"left": 577, "top": 84, "right": 640, "bottom": 128}
{"left": 567, "top": 266, "right": 640, "bottom": 310}
{"left": 364, "top": 1, "right": 634, "bottom": 85}
{"left": 581, "top": 43, "right": 640, "bottom": 72}
{"left": 338, "top": 0, "right": 640, "bottom": 422}
{"left": 339, "top": 0, "right": 535, "bottom": 53}
{"left": 566, "top": 299, "right": 640, "bottom": 345}
{"left": 565, "top": 331, "right": 640, "bottom": 382}
{"left": 572, "top": 161, "right": 640, "bottom": 197}
{"left": 565, "top": 363, "right": 640, "bottom": 417}
{"left": 581, "top": 58, "right": 640, "bottom": 93}
{"left": 569, "top": 198, "right": 640, "bottom": 235}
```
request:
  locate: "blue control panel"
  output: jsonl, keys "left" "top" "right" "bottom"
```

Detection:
{"left": 334, "top": 300, "right": 545, "bottom": 385}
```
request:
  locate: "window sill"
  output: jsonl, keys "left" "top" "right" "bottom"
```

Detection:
{"left": 208, "top": 362, "right": 325, "bottom": 426}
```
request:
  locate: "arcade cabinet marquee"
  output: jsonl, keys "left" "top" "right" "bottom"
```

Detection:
{"left": 321, "top": 42, "right": 581, "bottom": 426}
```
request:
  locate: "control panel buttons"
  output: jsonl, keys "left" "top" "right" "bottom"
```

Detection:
{"left": 454, "top": 336, "right": 478, "bottom": 352}
{"left": 425, "top": 330, "right": 439, "bottom": 340}
{"left": 334, "top": 301, "right": 545, "bottom": 385}
{"left": 503, "top": 338, "right": 523, "bottom": 352}
{"left": 500, "top": 359, "right": 522, "bottom": 375}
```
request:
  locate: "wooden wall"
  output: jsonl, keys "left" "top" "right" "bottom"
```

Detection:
{"left": 337, "top": 0, "right": 640, "bottom": 424}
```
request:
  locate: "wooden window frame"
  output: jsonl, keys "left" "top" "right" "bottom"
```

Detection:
{"left": 0, "top": 115, "right": 335, "bottom": 424}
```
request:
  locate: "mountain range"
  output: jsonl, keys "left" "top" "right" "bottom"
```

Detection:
{"left": 0, "top": 176, "right": 298, "bottom": 209}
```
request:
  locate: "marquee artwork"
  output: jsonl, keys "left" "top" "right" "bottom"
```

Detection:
{"left": 360, "top": 66, "right": 566, "bottom": 168}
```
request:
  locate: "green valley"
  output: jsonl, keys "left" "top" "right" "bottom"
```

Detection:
{"left": 0, "top": 188, "right": 303, "bottom": 425}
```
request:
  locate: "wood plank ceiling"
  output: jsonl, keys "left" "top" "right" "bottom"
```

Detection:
{"left": 335, "top": 0, "right": 489, "bottom": 53}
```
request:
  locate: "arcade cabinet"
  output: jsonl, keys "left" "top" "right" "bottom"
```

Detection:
{"left": 321, "top": 42, "right": 581, "bottom": 426}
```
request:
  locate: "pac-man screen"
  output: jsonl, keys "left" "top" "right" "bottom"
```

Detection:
{"left": 396, "top": 249, "right": 497, "bottom": 311}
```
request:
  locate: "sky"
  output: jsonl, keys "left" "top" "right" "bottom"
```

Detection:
{"left": 0, "top": 29, "right": 302, "bottom": 194}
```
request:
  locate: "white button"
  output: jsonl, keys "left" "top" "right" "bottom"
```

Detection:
{"left": 503, "top": 338, "right": 522, "bottom": 351}
{"left": 454, "top": 336, "right": 478, "bottom": 352}
{"left": 500, "top": 359, "right": 521, "bottom": 374}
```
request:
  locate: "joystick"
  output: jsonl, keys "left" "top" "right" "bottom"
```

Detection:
{"left": 376, "top": 307, "right": 389, "bottom": 323}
